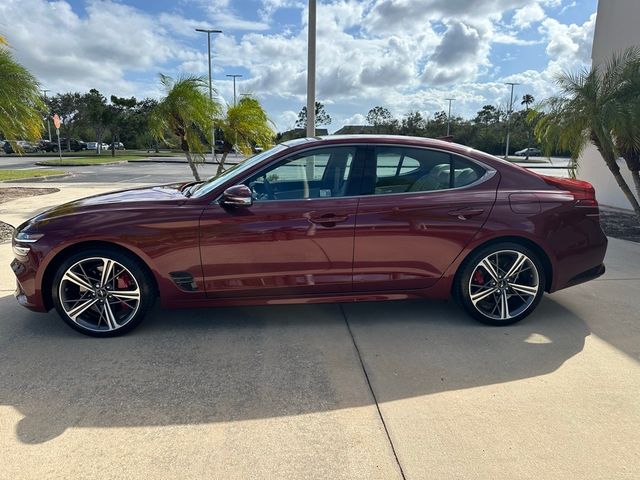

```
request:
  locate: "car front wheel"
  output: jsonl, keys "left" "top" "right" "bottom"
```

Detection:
{"left": 456, "top": 242, "right": 545, "bottom": 326}
{"left": 52, "top": 248, "right": 155, "bottom": 336}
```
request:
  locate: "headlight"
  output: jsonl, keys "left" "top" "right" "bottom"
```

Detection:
{"left": 12, "top": 230, "right": 44, "bottom": 257}
{"left": 14, "top": 231, "right": 44, "bottom": 243}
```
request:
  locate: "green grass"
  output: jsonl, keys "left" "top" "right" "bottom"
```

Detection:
{"left": 0, "top": 169, "right": 67, "bottom": 181}
{"left": 3, "top": 149, "right": 183, "bottom": 158}
{"left": 35, "top": 155, "right": 144, "bottom": 166}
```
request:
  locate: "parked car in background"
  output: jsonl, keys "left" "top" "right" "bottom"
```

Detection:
{"left": 11, "top": 135, "right": 608, "bottom": 336}
{"left": 109, "top": 142, "right": 125, "bottom": 150}
{"left": 514, "top": 147, "right": 542, "bottom": 157}
{"left": 3, "top": 140, "right": 39, "bottom": 154}
{"left": 43, "top": 139, "right": 87, "bottom": 152}
{"left": 86, "top": 142, "right": 108, "bottom": 151}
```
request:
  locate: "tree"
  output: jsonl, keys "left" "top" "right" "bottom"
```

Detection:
{"left": 214, "top": 95, "right": 275, "bottom": 175}
{"left": 150, "top": 74, "right": 221, "bottom": 181}
{"left": 83, "top": 89, "right": 109, "bottom": 153}
{"left": 400, "top": 111, "right": 426, "bottom": 136}
{"left": 366, "top": 106, "right": 392, "bottom": 133}
{"left": 610, "top": 54, "right": 640, "bottom": 206}
{"left": 295, "top": 101, "right": 331, "bottom": 129}
{"left": 108, "top": 95, "right": 137, "bottom": 157}
{"left": 533, "top": 47, "right": 640, "bottom": 218}
{"left": 0, "top": 35, "right": 45, "bottom": 145}
{"left": 47, "top": 92, "right": 84, "bottom": 150}
{"left": 521, "top": 94, "right": 534, "bottom": 110}
{"left": 521, "top": 94, "right": 535, "bottom": 160}
{"left": 474, "top": 105, "right": 501, "bottom": 125}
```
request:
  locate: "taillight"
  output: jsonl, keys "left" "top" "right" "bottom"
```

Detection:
{"left": 540, "top": 175, "right": 599, "bottom": 213}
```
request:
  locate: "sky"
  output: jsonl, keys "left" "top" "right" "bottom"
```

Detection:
{"left": 0, "top": 0, "right": 598, "bottom": 132}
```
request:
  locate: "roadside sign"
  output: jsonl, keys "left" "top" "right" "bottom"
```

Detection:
{"left": 53, "top": 114, "right": 62, "bottom": 163}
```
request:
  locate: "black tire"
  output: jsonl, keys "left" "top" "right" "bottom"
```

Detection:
{"left": 51, "top": 247, "right": 155, "bottom": 337}
{"left": 455, "top": 242, "right": 546, "bottom": 326}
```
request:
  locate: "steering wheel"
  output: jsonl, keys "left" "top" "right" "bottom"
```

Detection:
{"left": 262, "top": 176, "right": 275, "bottom": 200}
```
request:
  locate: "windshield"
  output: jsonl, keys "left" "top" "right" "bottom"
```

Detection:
{"left": 190, "top": 145, "right": 288, "bottom": 198}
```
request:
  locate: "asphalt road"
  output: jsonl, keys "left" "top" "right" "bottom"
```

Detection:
{"left": 0, "top": 186, "right": 638, "bottom": 478}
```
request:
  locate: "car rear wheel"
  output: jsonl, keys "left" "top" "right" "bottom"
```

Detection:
{"left": 52, "top": 248, "right": 155, "bottom": 337}
{"left": 456, "top": 242, "right": 545, "bottom": 326}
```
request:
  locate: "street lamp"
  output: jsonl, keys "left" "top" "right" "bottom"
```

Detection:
{"left": 226, "top": 74, "right": 243, "bottom": 106}
{"left": 445, "top": 98, "right": 455, "bottom": 137}
{"left": 504, "top": 82, "right": 520, "bottom": 159}
{"left": 42, "top": 89, "right": 52, "bottom": 142}
{"left": 195, "top": 28, "right": 222, "bottom": 161}
{"left": 306, "top": 0, "right": 316, "bottom": 137}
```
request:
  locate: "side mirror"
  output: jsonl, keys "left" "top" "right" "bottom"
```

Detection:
{"left": 222, "top": 184, "right": 253, "bottom": 207}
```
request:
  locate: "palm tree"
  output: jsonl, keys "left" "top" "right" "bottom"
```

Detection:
{"left": 533, "top": 47, "right": 640, "bottom": 219}
{"left": 149, "top": 74, "right": 221, "bottom": 181}
{"left": 610, "top": 54, "right": 640, "bottom": 204}
{"left": 215, "top": 95, "right": 275, "bottom": 175}
{"left": 0, "top": 35, "right": 45, "bottom": 147}
{"left": 521, "top": 94, "right": 535, "bottom": 160}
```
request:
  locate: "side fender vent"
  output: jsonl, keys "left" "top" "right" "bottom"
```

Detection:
{"left": 170, "top": 272, "right": 199, "bottom": 292}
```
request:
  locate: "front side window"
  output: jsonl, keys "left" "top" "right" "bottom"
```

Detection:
{"left": 244, "top": 146, "right": 356, "bottom": 201}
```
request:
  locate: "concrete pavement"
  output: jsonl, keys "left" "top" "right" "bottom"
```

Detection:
{"left": 0, "top": 186, "right": 639, "bottom": 479}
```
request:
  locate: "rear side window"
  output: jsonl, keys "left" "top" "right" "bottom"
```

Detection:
{"left": 366, "top": 147, "right": 486, "bottom": 195}
{"left": 452, "top": 155, "right": 485, "bottom": 187}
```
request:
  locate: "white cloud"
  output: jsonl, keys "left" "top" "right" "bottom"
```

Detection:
{"left": 0, "top": 0, "right": 186, "bottom": 97}
{"left": 0, "top": 0, "right": 599, "bottom": 131}
{"left": 513, "top": 3, "right": 546, "bottom": 28}
{"left": 422, "top": 21, "right": 491, "bottom": 86}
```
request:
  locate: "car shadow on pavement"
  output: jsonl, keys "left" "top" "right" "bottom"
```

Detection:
{"left": 0, "top": 294, "right": 588, "bottom": 444}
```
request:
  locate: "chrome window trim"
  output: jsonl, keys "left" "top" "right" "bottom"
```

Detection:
{"left": 214, "top": 142, "right": 497, "bottom": 204}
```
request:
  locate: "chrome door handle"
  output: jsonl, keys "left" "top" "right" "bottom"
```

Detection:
{"left": 308, "top": 213, "right": 349, "bottom": 225}
{"left": 448, "top": 208, "right": 484, "bottom": 220}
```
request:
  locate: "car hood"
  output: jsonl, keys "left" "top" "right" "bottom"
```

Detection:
{"left": 29, "top": 184, "right": 188, "bottom": 225}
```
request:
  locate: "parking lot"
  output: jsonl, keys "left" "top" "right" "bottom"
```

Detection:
{"left": 0, "top": 180, "right": 639, "bottom": 479}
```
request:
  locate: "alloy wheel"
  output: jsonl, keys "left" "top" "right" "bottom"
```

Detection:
{"left": 468, "top": 249, "right": 540, "bottom": 321}
{"left": 58, "top": 257, "right": 141, "bottom": 332}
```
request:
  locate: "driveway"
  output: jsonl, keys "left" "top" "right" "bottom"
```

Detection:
{"left": 0, "top": 187, "right": 639, "bottom": 479}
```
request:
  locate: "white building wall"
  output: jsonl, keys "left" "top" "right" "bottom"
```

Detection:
{"left": 579, "top": 0, "right": 639, "bottom": 210}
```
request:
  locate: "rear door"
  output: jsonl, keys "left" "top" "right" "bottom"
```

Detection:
{"left": 352, "top": 145, "right": 499, "bottom": 292}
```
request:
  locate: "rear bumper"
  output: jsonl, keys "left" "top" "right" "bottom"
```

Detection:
{"left": 549, "top": 219, "right": 608, "bottom": 292}
{"left": 564, "top": 263, "right": 606, "bottom": 289}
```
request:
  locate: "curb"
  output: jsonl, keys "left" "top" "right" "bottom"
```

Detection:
{"left": 3, "top": 173, "right": 73, "bottom": 183}
{"left": 127, "top": 159, "right": 234, "bottom": 164}
{"left": 35, "top": 161, "right": 127, "bottom": 167}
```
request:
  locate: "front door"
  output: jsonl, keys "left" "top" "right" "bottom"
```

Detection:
{"left": 352, "top": 145, "right": 498, "bottom": 292}
{"left": 200, "top": 145, "right": 362, "bottom": 298}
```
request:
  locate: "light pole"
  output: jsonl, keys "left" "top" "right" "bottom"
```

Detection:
{"left": 195, "top": 28, "right": 222, "bottom": 161}
{"left": 445, "top": 98, "right": 455, "bottom": 137}
{"left": 504, "top": 82, "right": 520, "bottom": 159}
{"left": 306, "top": 0, "right": 316, "bottom": 137}
{"left": 226, "top": 74, "right": 243, "bottom": 106}
{"left": 42, "top": 89, "right": 52, "bottom": 142}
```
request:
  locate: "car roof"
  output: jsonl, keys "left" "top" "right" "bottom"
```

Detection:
{"left": 282, "top": 134, "right": 458, "bottom": 149}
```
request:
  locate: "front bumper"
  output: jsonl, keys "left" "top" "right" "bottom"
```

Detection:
{"left": 11, "top": 256, "right": 48, "bottom": 312}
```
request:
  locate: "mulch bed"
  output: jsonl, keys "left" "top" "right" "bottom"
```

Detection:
{"left": 599, "top": 207, "right": 640, "bottom": 244}
{"left": 0, "top": 187, "right": 59, "bottom": 242}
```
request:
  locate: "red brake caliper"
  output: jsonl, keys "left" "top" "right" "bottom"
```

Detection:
{"left": 116, "top": 274, "right": 133, "bottom": 309}
{"left": 473, "top": 269, "right": 485, "bottom": 285}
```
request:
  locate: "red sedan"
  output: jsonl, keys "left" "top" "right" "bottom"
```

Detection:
{"left": 11, "top": 135, "right": 607, "bottom": 336}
